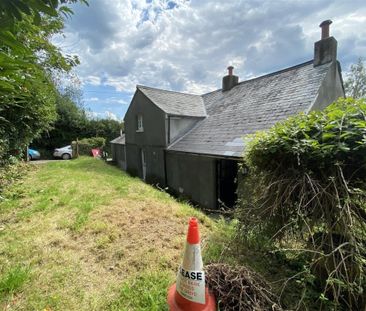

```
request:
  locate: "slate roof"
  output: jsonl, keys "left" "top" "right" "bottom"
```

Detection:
{"left": 167, "top": 61, "right": 331, "bottom": 158}
{"left": 110, "top": 134, "right": 125, "bottom": 145}
{"left": 137, "top": 85, "right": 206, "bottom": 117}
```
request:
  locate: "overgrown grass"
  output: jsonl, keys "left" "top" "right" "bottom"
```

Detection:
{"left": 0, "top": 157, "right": 227, "bottom": 310}
{"left": 203, "top": 217, "right": 311, "bottom": 310}
{"left": 108, "top": 271, "right": 172, "bottom": 311}
{"left": 0, "top": 158, "right": 28, "bottom": 200}
{"left": 1, "top": 157, "right": 301, "bottom": 310}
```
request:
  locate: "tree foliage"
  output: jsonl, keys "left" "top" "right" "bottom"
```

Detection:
{"left": 33, "top": 91, "right": 123, "bottom": 154}
{"left": 0, "top": 0, "right": 86, "bottom": 162}
{"left": 344, "top": 58, "right": 366, "bottom": 99}
{"left": 0, "top": 0, "right": 86, "bottom": 29}
{"left": 238, "top": 98, "right": 366, "bottom": 309}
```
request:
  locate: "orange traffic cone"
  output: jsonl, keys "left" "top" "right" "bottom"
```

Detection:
{"left": 167, "top": 217, "right": 216, "bottom": 311}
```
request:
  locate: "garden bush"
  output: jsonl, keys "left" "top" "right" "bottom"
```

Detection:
{"left": 238, "top": 97, "right": 366, "bottom": 310}
{"left": 71, "top": 137, "right": 106, "bottom": 157}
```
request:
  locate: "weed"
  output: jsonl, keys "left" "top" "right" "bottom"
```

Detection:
{"left": 0, "top": 265, "right": 30, "bottom": 296}
{"left": 203, "top": 217, "right": 239, "bottom": 264}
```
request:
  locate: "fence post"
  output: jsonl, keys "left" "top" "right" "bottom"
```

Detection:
{"left": 25, "top": 146, "right": 29, "bottom": 162}
{"left": 76, "top": 138, "right": 79, "bottom": 158}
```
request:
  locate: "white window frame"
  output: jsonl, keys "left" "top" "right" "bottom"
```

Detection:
{"left": 136, "top": 114, "right": 144, "bottom": 132}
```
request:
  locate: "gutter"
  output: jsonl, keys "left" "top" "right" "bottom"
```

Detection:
{"left": 166, "top": 149, "right": 241, "bottom": 161}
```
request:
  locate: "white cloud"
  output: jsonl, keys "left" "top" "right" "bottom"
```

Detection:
{"left": 86, "top": 110, "right": 121, "bottom": 121}
{"left": 83, "top": 75, "right": 102, "bottom": 86}
{"left": 59, "top": 0, "right": 366, "bottom": 96}
{"left": 104, "top": 97, "right": 130, "bottom": 105}
{"left": 104, "top": 111, "right": 119, "bottom": 121}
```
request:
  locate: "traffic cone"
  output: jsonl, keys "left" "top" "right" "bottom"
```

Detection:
{"left": 167, "top": 217, "right": 216, "bottom": 311}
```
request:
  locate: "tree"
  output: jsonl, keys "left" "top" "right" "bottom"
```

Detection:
{"left": 34, "top": 90, "right": 123, "bottom": 153}
{"left": 0, "top": 1, "right": 87, "bottom": 161}
{"left": 344, "top": 58, "right": 366, "bottom": 99}
{"left": 38, "top": 92, "right": 88, "bottom": 149}
{"left": 0, "top": 1, "right": 86, "bottom": 30}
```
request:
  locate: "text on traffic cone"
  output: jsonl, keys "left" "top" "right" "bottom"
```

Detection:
{"left": 167, "top": 217, "right": 216, "bottom": 310}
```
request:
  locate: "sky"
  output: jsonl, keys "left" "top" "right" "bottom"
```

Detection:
{"left": 55, "top": 0, "right": 366, "bottom": 121}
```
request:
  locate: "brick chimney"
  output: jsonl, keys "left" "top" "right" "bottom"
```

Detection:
{"left": 222, "top": 66, "right": 239, "bottom": 91}
{"left": 314, "top": 20, "right": 337, "bottom": 66}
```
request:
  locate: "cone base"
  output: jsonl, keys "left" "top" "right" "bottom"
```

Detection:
{"left": 167, "top": 283, "right": 216, "bottom": 311}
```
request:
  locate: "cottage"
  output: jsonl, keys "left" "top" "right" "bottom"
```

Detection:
{"left": 112, "top": 20, "right": 344, "bottom": 209}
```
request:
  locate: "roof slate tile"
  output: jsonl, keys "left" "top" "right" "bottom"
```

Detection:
{"left": 168, "top": 61, "right": 330, "bottom": 158}
{"left": 137, "top": 85, "right": 206, "bottom": 117}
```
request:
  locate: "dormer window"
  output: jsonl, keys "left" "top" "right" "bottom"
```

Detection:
{"left": 136, "top": 114, "right": 144, "bottom": 132}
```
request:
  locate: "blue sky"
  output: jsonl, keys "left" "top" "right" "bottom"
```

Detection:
{"left": 55, "top": 0, "right": 366, "bottom": 121}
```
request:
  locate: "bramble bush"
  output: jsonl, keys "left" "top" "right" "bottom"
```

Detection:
{"left": 238, "top": 97, "right": 366, "bottom": 310}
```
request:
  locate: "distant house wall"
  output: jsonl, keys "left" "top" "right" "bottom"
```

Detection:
{"left": 111, "top": 143, "right": 126, "bottom": 170}
{"left": 310, "top": 61, "right": 345, "bottom": 111}
{"left": 168, "top": 117, "right": 201, "bottom": 144}
{"left": 124, "top": 89, "right": 167, "bottom": 185}
{"left": 166, "top": 151, "right": 217, "bottom": 209}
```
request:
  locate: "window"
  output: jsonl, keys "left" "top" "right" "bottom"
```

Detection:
{"left": 136, "top": 114, "right": 143, "bottom": 132}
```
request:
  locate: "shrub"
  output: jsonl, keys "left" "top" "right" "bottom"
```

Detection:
{"left": 0, "top": 160, "right": 28, "bottom": 199}
{"left": 238, "top": 98, "right": 366, "bottom": 309}
{"left": 71, "top": 137, "right": 105, "bottom": 157}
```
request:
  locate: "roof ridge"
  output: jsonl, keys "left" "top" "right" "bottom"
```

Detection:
{"left": 138, "top": 60, "right": 320, "bottom": 98}
{"left": 202, "top": 60, "right": 315, "bottom": 96}
{"left": 137, "top": 84, "right": 201, "bottom": 97}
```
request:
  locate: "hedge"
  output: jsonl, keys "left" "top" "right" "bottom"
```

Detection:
{"left": 71, "top": 137, "right": 105, "bottom": 157}
{"left": 238, "top": 97, "right": 366, "bottom": 309}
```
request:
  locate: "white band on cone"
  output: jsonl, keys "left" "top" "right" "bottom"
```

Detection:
{"left": 176, "top": 243, "right": 206, "bottom": 304}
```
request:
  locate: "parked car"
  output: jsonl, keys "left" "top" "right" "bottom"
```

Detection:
{"left": 28, "top": 148, "right": 41, "bottom": 160}
{"left": 53, "top": 145, "right": 73, "bottom": 160}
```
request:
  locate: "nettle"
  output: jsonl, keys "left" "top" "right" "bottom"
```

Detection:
{"left": 238, "top": 97, "right": 366, "bottom": 310}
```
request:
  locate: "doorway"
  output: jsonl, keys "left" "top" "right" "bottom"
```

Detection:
{"left": 217, "top": 159, "right": 238, "bottom": 208}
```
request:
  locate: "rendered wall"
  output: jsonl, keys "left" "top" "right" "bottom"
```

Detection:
{"left": 111, "top": 143, "right": 126, "bottom": 170}
{"left": 166, "top": 152, "right": 217, "bottom": 209}
{"left": 169, "top": 117, "right": 200, "bottom": 143}
{"left": 126, "top": 144, "right": 166, "bottom": 185}
{"left": 310, "top": 61, "right": 345, "bottom": 111}
{"left": 125, "top": 90, "right": 167, "bottom": 147}
{"left": 124, "top": 90, "right": 167, "bottom": 185}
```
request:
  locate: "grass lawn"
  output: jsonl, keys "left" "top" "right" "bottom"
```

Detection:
{"left": 0, "top": 157, "right": 233, "bottom": 311}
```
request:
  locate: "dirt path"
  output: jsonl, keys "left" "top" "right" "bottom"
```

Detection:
{"left": 28, "top": 159, "right": 65, "bottom": 164}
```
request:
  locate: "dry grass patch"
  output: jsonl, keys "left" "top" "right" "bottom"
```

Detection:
{"left": 81, "top": 197, "right": 212, "bottom": 277}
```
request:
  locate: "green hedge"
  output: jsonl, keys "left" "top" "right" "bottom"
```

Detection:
{"left": 238, "top": 97, "right": 366, "bottom": 309}
{"left": 71, "top": 137, "right": 105, "bottom": 157}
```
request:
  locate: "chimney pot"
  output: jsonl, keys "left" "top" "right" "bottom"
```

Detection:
{"left": 227, "top": 66, "right": 234, "bottom": 76}
{"left": 222, "top": 66, "right": 239, "bottom": 91}
{"left": 314, "top": 20, "right": 337, "bottom": 66}
{"left": 319, "top": 19, "right": 332, "bottom": 40}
